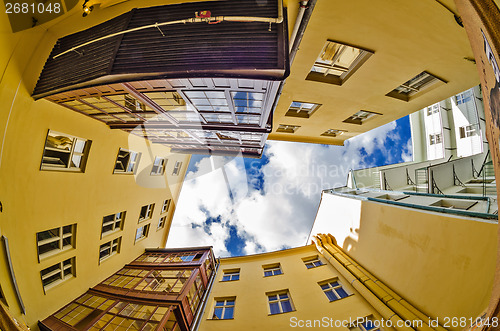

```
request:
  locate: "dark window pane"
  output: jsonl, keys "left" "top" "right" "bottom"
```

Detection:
{"left": 213, "top": 307, "right": 223, "bottom": 319}
{"left": 325, "top": 290, "right": 337, "bottom": 302}
{"left": 336, "top": 287, "right": 348, "bottom": 299}
{"left": 269, "top": 302, "right": 280, "bottom": 315}
{"left": 224, "top": 307, "right": 234, "bottom": 319}
{"left": 281, "top": 300, "right": 292, "bottom": 313}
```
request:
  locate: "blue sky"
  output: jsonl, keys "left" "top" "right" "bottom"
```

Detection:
{"left": 167, "top": 116, "right": 412, "bottom": 257}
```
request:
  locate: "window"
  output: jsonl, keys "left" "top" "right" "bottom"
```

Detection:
{"left": 303, "top": 257, "right": 324, "bottom": 269}
{"left": 320, "top": 279, "right": 349, "bottom": 301}
{"left": 375, "top": 194, "right": 409, "bottom": 201}
{"left": 459, "top": 124, "right": 479, "bottom": 138}
{"left": 99, "top": 237, "right": 121, "bottom": 262}
{"left": 101, "top": 212, "right": 125, "bottom": 237}
{"left": 343, "top": 110, "right": 380, "bottom": 125}
{"left": 386, "top": 71, "right": 446, "bottom": 102}
{"left": 276, "top": 124, "right": 300, "bottom": 134}
{"left": 349, "top": 317, "right": 381, "bottom": 331}
{"left": 222, "top": 269, "right": 240, "bottom": 281}
{"left": 426, "top": 104, "right": 440, "bottom": 116}
{"left": 41, "top": 130, "right": 91, "bottom": 172}
{"left": 267, "top": 291, "right": 294, "bottom": 315}
{"left": 40, "top": 258, "right": 74, "bottom": 291}
{"left": 161, "top": 199, "right": 171, "bottom": 214}
{"left": 139, "top": 203, "right": 154, "bottom": 222}
{"left": 286, "top": 101, "right": 321, "bottom": 118}
{"left": 114, "top": 148, "right": 141, "bottom": 174}
{"left": 263, "top": 264, "right": 282, "bottom": 277}
{"left": 172, "top": 161, "right": 182, "bottom": 176}
{"left": 321, "top": 129, "right": 346, "bottom": 137}
{"left": 157, "top": 216, "right": 166, "bottom": 230}
{"left": 135, "top": 224, "right": 150, "bottom": 242}
{"left": 429, "top": 133, "right": 442, "bottom": 145}
{"left": 306, "top": 40, "right": 373, "bottom": 85}
{"left": 124, "top": 95, "right": 145, "bottom": 111}
{"left": 456, "top": 90, "right": 473, "bottom": 105}
{"left": 37, "top": 224, "right": 75, "bottom": 260}
{"left": 212, "top": 298, "right": 235, "bottom": 320}
{"left": 151, "top": 157, "right": 167, "bottom": 175}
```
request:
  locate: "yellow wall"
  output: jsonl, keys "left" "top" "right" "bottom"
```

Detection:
{"left": 0, "top": 4, "right": 190, "bottom": 329}
{"left": 310, "top": 193, "right": 497, "bottom": 324}
{"left": 271, "top": 0, "right": 479, "bottom": 145}
{"left": 199, "top": 245, "right": 385, "bottom": 330}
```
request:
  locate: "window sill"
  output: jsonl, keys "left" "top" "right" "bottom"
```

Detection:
{"left": 328, "top": 294, "right": 354, "bottom": 303}
{"left": 101, "top": 229, "right": 122, "bottom": 239}
{"left": 43, "top": 275, "right": 74, "bottom": 293}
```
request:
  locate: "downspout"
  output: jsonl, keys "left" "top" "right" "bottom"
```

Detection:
{"left": 54, "top": 0, "right": 284, "bottom": 59}
{"left": 1, "top": 236, "right": 25, "bottom": 315}
{"left": 289, "top": 0, "right": 317, "bottom": 64}
{"left": 314, "top": 234, "right": 446, "bottom": 331}
{"left": 191, "top": 256, "right": 220, "bottom": 331}
{"left": 288, "top": 1, "right": 308, "bottom": 52}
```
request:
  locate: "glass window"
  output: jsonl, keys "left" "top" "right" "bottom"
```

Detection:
{"left": 387, "top": 71, "right": 445, "bottom": 101}
{"left": 99, "top": 237, "right": 121, "bottom": 262}
{"left": 135, "top": 224, "right": 150, "bottom": 242}
{"left": 101, "top": 212, "right": 125, "bottom": 237}
{"left": 151, "top": 157, "right": 167, "bottom": 175}
{"left": 286, "top": 101, "right": 321, "bottom": 118}
{"left": 41, "top": 130, "right": 91, "bottom": 172}
{"left": 161, "top": 199, "right": 171, "bottom": 214}
{"left": 304, "top": 257, "right": 323, "bottom": 269}
{"left": 114, "top": 148, "right": 141, "bottom": 174}
{"left": 139, "top": 204, "right": 154, "bottom": 222}
{"left": 276, "top": 124, "right": 300, "bottom": 133}
{"left": 222, "top": 270, "right": 240, "bottom": 281}
{"left": 37, "top": 224, "right": 75, "bottom": 259}
{"left": 212, "top": 298, "right": 235, "bottom": 319}
{"left": 268, "top": 291, "right": 293, "bottom": 315}
{"left": 40, "top": 258, "right": 75, "bottom": 291}
{"left": 172, "top": 161, "right": 182, "bottom": 176}
{"left": 320, "top": 280, "right": 349, "bottom": 301}
{"left": 343, "top": 110, "right": 380, "bottom": 125}
{"left": 263, "top": 265, "right": 282, "bottom": 277}
{"left": 157, "top": 216, "right": 166, "bottom": 230}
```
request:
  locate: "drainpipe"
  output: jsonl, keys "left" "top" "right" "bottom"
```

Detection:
{"left": 289, "top": 1, "right": 308, "bottom": 52}
{"left": 289, "top": 0, "right": 317, "bottom": 64}
{"left": 314, "top": 234, "right": 445, "bottom": 331}
{"left": 191, "top": 256, "right": 220, "bottom": 331}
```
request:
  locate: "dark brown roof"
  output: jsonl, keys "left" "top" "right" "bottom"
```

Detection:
{"left": 33, "top": 0, "right": 289, "bottom": 99}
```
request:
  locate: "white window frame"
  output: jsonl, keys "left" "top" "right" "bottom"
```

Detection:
{"left": 429, "top": 133, "right": 443, "bottom": 145}
{"left": 99, "top": 237, "right": 121, "bottom": 263}
{"left": 426, "top": 104, "right": 440, "bottom": 116}
{"left": 41, "top": 130, "right": 91, "bottom": 172}
{"left": 267, "top": 291, "right": 294, "bottom": 315}
{"left": 172, "top": 161, "right": 183, "bottom": 176}
{"left": 459, "top": 124, "right": 479, "bottom": 138}
{"left": 161, "top": 199, "right": 171, "bottom": 214}
{"left": 319, "top": 279, "right": 350, "bottom": 301}
{"left": 37, "top": 224, "right": 75, "bottom": 261}
{"left": 221, "top": 270, "right": 240, "bottom": 282}
{"left": 135, "top": 224, "right": 150, "bottom": 243}
{"left": 157, "top": 216, "right": 166, "bottom": 230}
{"left": 138, "top": 204, "right": 154, "bottom": 223}
{"left": 212, "top": 298, "right": 235, "bottom": 320}
{"left": 40, "top": 258, "right": 75, "bottom": 292}
{"left": 114, "top": 148, "right": 141, "bottom": 174}
{"left": 276, "top": 124, "right": 300, "bottom": 133}
{"left": 286, "top": 101, "right": 321, "bottom": 118}
{"left": 343, "top": 110, "right": 380, "bottom": 125}
{"left": 151, "top": 157, "right": 167, "bottom": 175}
{"left": 303, "top": 257, "right": 324, "bottom": 269}
{"left": 263, "top": 264, "right": 283, "bottom": 277}
{"left": 101, "top": 212, "right": 125, "bottom": 238}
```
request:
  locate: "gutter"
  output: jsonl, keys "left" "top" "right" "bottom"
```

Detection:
{"left": 191, "top": 254, "right": 220, "bottom": 331}
{"left": 314, "top": 234, "right": 445, "bottom": 331}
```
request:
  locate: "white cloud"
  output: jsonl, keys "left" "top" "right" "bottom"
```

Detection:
{"left": 167, "top": 119, "right": 411, "bottom": 257}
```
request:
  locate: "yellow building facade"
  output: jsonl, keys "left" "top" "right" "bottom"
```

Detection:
{"left": 270, "top": 0, "right": 480, "bottom": 146}
{"left": 0, "top": 4, "right": 190, "bottom": 330}
{"left": 199, "top": 234, "right": 481, "bottom": 331}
